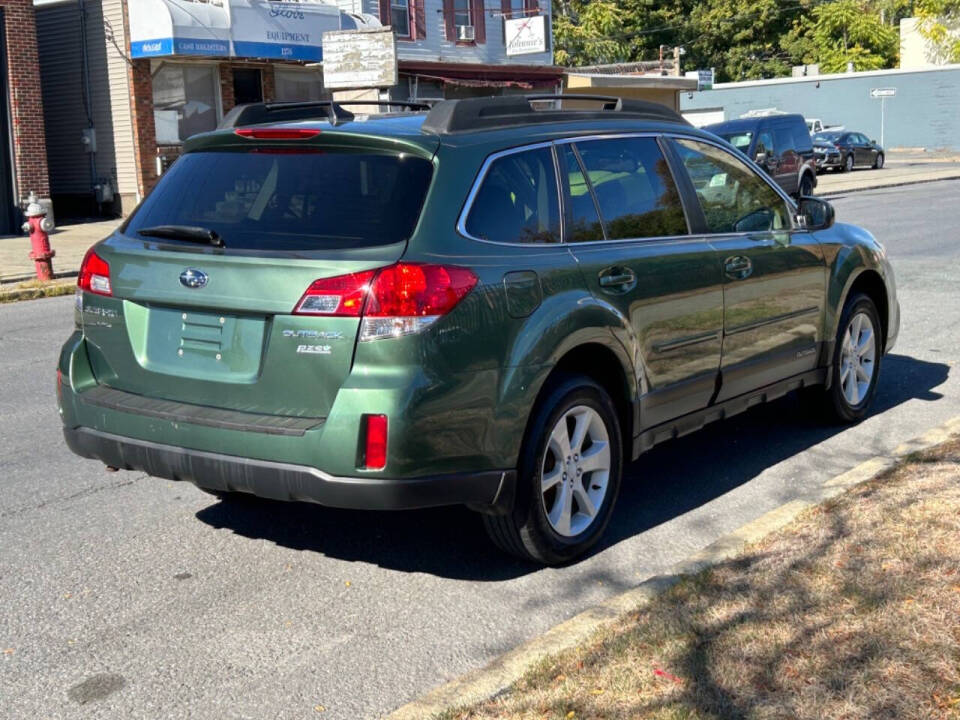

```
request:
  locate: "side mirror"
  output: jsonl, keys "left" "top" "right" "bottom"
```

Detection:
{"left": 755, "top": 151, "right": 768, "bottom": 164}
{"left": 798, "top": 196, "right": 835, "bottom": 231}
{"left": 870, "top": 139, "right": 878, "bottom": 144}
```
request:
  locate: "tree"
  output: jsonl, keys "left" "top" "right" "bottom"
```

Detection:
{"left": 553, "top": 0, "right": 629, "bottom": 66}
{"left": 914, "top": 0, "right": 960, "bottom": 62}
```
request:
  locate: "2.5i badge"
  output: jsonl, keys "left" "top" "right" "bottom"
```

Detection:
{"left": 297, "top": 344, "right": 332, "bottom": 355}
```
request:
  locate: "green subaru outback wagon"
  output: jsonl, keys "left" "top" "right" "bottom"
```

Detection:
{"left": 59, "top": 96, "right": 899, "bottom": 564}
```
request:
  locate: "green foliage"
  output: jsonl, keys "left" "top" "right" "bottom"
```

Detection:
{"left": 914, "top": 0, "right": 960, "bottom": 62}
{"left": 553, "top": 0, "right": 901, "bottom": 80}
{"left": 553, "top": 0, "right": 629, "bottom": 66}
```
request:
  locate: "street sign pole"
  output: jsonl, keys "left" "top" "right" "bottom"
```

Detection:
{"left": 870, "top": 88, "right": 896, "bottom": 147}
{"left": 881, "top": 96, "right": 885, "bottom": 147}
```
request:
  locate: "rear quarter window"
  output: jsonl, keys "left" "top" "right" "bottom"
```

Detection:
{"left": 124, "top": 150, "right": 434, "bottom": 252}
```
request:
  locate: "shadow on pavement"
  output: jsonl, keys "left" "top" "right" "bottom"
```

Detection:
{"left": 195, "top": 354, "right": 948, "bottom": 581}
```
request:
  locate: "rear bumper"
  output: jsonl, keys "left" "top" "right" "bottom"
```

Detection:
{"left": 64, "top": 425, "right": 514, "bottom": 511}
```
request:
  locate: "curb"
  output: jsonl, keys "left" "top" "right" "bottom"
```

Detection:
{"left": 386, "top": 414, "right": 960, "bottom": 720}
{"left": 0, "top": 278, "right": 75, "bottom": 304}
{"left": 819, "top": 171, "right": 960, "bottom": 197}
{"left": 0, "top": 269, "right": 78, "bottom": 286}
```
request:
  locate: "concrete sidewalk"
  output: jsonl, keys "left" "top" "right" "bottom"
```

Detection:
{"left": 817, "top": 149, "right": 960, "bottom": 195}
{"left": 0, "top": 150, "right": 957, "bottom": 284}
{"left": 0, "top": 219, "right": 120, "bottom": 283}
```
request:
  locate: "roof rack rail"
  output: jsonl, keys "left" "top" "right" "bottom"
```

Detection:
{"left": 218, "top": 100, "right": 433, "bottom": 129}
{"left": 422, "top": 94, "right": 689, "bottom": 135}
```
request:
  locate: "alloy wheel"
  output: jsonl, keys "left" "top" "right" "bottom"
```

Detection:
{"left": 846, "top": 155, "right": 854, "bottom": 172}
{"left": 839, "top": 311, "right": 877, "bottom": 407}
{"left": 540, "top": 405, "right": 611, "bottom": 537}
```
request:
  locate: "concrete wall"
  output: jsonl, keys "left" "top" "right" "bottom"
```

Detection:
{"left": 680, "top": 65, "right": 960, "bottom": 150}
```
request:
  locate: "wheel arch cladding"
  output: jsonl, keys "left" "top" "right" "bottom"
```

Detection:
{"left": 542, "top": 343, "right": 634, "bottom": 456}
{"left": 844, "top": 269, "right": 890, "bottom": 350}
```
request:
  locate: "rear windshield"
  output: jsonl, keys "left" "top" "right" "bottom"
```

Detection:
{"left": 813, "top": 132, "right": 842, "bottom": 142}
{"left": 124, "top": 150, "right": 434, "bottom": 251}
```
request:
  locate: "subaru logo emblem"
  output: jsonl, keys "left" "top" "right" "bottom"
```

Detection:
{"left": 179, "top": 268, "right": 208, "bottom": 289}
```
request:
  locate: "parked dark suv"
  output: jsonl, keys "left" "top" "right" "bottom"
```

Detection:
{"left": 705, "top": 114, "right": 818, "bottom": 198}
{"left": 60, "top": 96, "right": 898, "bottom": 564}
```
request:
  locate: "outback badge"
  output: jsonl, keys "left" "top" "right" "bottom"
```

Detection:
{"left": 179, "top": 268, "right": 208, "bottom": 289}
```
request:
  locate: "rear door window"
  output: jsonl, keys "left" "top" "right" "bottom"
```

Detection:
{"left": 558, "top": 144, "right": 605, "bottom": 243}
{"left": 465, "top": 146, "right": 561, "bottom": 244}
{"left": 571, "top": 137, "right": 688, "bottom": 240}
{"left": 124, "top": 150, "right": 434, "bottom": 251}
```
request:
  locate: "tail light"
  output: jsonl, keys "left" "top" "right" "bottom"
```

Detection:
{"left": 295, "top": 270, "right": 376, "bottom": 316}
{"left": 235, "top": 128, "right": 322, "bottom": 140}
{"left": 78, "top": 248, "right": 112, "bottom": 296}
{"left": 294, "top": 263, "right": 477, "bottom": 342}
{"left": 362, "top": 414, "right": 388, "bottom": 470}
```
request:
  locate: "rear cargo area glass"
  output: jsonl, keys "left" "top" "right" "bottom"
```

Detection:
{"left": 124, "top": 150, "right": 433, "bottom": 251}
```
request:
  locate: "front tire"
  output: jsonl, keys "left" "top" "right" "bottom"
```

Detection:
{"left": 816, "top": 293, "right": 883, "bottom": 423}
{"left": 874, "top": 153, "right": 884, "bottom": 169}
{"left": 799, "top": 172, "right": 815, "bottom": 197}
{"left": 482, "top": 376, "right": 623, "bottom": 565}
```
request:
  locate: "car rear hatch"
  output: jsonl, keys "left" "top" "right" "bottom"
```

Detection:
{"left": 79, "top": 127, "right": 437, "bottom": 420}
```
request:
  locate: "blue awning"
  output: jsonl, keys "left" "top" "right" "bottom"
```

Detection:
{"left": 129, "top": 0, "right": 361, "bottom": 62}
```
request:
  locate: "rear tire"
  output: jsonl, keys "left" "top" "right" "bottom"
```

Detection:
{"left": 482, "top": 375, "right": 623, "bottom": 565}
{"left": 812, "top": 293, "right": 883, "bottom": 423}
{"left": 843, "top": 154, "right": 854, "bottom": 173}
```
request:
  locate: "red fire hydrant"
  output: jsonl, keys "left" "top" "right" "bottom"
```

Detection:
{"left": 22, "top": 196, "right": 55, "bottom": 282}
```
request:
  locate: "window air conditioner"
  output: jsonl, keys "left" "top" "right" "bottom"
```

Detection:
{"left": 457, "top": 25, "right": 476, "bottom": 41}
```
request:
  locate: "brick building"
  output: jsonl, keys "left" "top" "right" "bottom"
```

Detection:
{"left": 0, "top": 0, "right": 50, "bottom": 234}
{"left": 36, "top": 0, "right": 560, "bottom": 217}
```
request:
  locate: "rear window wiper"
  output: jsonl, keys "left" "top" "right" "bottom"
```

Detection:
{"left": 137, "top": 225, "right": 225, "bottom": 248}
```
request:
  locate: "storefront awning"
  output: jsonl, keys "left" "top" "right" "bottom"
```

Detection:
{"left": 129, "top": 0, "right": 360, "bottom": 62}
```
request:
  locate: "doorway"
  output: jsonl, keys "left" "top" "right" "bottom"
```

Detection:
{"left": 232, "top": 68, "right": 263, "bottom": 106}
{"left": 0, "top": 9, "right": 17, "bottom": 234}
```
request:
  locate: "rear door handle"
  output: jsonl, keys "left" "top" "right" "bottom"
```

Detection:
{"left": 598, "top": 267, "right": 637, "bottom": 293}
{"left": 724, "top": 255, "right": 753, "bottom": 280}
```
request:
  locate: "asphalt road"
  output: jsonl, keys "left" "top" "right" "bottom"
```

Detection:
{"left": 1, "top": 180, "right": 958, "bottom": 719}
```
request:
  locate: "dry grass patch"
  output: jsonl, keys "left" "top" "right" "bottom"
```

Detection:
{"left": 0, "top": 278, "right": 75, "bottom": 303}
{"left": 447, "top": 439, "right": 960, "bottom": 720}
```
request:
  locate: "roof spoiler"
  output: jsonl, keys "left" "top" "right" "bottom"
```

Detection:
{"left": 218, "top": 100, "right": 434, "bottom": 129}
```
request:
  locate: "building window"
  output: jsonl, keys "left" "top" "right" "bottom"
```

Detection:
{"left": 152, "top": 64, "right": 219, "bottom": 145}
{"left": 454, "top": 0, "right": 471, "bottom": 29}
{"left": 508, "top": 0, "right": 525, "bottom": 18}
{"left": 391, "top": 0, "right": 411, "bottom": 38}
{"left": 275, "top": 68, "right": 329, "bottom": 102}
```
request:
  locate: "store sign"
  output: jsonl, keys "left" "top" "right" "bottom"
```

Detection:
{"left": 129, "top": 0, "right": 341, "bottom": 61}
{"left": 505, "top": 15, "right": 548, "bottom": 56}
{"left": 685, "top": 69, "right": 714, "bottom": 91}
{"left": 322, "top": 28, "right": 398, "bottom": 89}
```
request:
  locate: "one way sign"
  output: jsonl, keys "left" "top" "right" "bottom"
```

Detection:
{"left": 870, "top": 87, "right": 896, "bottom": 98}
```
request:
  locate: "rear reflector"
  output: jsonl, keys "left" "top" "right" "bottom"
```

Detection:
{"left": 78, "top": 248, "right": 112, "bottom": 296}
{"left": 294, "top": 263, "right": 478, "bottom": 341}
{"left": 362, "top": 414, "right": 388, "bottom": 470}
{"left": 234, "top": 128, "right": 321, "bottom": 140}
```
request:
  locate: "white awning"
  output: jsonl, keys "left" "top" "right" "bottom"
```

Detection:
{"left": 129, "top": 0, "right": 371, "bottom": 62}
